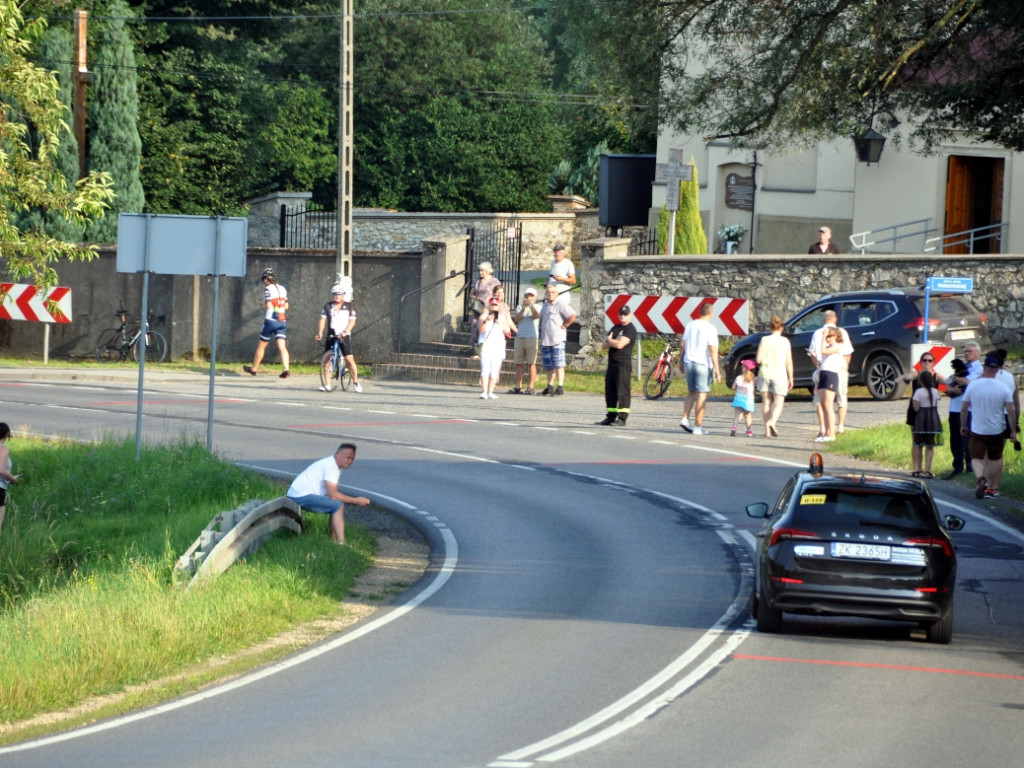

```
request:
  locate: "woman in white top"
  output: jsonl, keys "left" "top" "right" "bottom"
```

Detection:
{"left": 814, "top": 329, "right": 845, "bottom": 442}
{"left": 756, "top": 314, "right": 794, "bottom": 437}
{"left": 0, "top": 422, "right": 21, "bottom": 536}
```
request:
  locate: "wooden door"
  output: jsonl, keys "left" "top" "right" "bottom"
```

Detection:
{"left": 944, "top": 156, "right": 972, "bottom": 255}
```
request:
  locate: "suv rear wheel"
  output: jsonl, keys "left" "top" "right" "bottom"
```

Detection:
{"left": 865, "top": 353, "right": 906, "bottom": 400}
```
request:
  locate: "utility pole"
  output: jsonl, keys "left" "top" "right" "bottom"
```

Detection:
{"left": 336, "top": 0, "right": 353, "bottom": 279}
{"left": 72, "top": 9, "right": 93, "bottom": 180}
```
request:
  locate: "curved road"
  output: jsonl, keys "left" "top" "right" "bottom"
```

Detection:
{"left": 0, "top": 371, "right": 1021, "bottom": 767}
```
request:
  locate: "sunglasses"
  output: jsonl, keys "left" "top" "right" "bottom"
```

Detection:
{"left": 921, "top": 358, "right": 934, "bottom": 363}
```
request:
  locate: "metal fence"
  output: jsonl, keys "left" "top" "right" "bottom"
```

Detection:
{"left": 465, "top": 219, "right": 523, "bottom": 313}
{"left": 279, "top": 204, "right": 338, "bottom": 249}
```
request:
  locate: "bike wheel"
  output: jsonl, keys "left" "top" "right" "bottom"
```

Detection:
{"left": 339, "top": 363, "right": 353, "bottom": 391}
{"left": 320, "top": 350, "right": 339, "bottom": 392}
{"left": 643, "top": 359, "right": 673, "bottom": 400}
{"left": 95, "top": 329, "right": 125, "bottom": 362}
{"left": 132, "top": 330, "right": 168, "bottom": 363}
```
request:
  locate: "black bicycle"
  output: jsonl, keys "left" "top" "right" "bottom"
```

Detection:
{"left": 643, "top": 343, "right": 675, "bottom": 399}
{"left": 319, "top": 336, "right": 353, "bottom": 392}
{"left": 95, "top": 309, "right": 168, "bottom": 363}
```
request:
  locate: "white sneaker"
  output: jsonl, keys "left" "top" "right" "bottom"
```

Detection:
{"left": 353, "top": 382, "right": 363, "bottom": 393}
{"left": 814, "top": 435, "right": 835, "bottom": 443}
{"left": 680, "top": 417, "right": 693, "bottom": 433}
{"left": 692, "top": 426, "right": 710, "bottom": 435}
{"left": 318, "top": 385, "right": 329, "bottom": 392}
{"left": 487, "top": 393, "right": 498, "bottom": 399}
{"left": 480, "top": 392, "right": 488, "bottom": 399}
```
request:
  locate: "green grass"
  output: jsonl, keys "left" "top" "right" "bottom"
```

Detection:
{"left": 0, "top": 437, "right": 374, "bottom": 735}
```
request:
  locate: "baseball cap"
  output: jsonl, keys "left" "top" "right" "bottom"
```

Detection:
{"left": 553, "top": 244, "right": 566, "bottom": 251}
{"left": 984, "top": 354, "right": 1001, "bottom": 368}
{"left": 618, "top": 304, "right": 632, "bottom": 315}
{"left": 524, "top": 286, "right": 538, "bottom": 296}
{"left": 740, "top": 359, "right": 757, "bottom": 371}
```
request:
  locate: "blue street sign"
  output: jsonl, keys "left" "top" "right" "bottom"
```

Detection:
{"left": 926, "top": 276, "right": 974, "bottom": 293}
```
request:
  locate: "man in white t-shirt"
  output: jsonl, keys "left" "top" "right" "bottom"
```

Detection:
{"left": 546, "top": 244, "right": 576, "bottom": 303}
{"left": 961, "top": 355, "right": 1018, "bottom": 499}
{"left": 510, "top": 286, "right": 541, "bottom": 394}
{"left": 679, "top": 302, "right": 721, "bottom": 435}
{"left": 287, "top": 443, "right": 371, "bottom": 545}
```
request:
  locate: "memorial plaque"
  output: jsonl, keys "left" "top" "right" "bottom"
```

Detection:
{"left": 725, "top": 173, "right": 755, "bottom": 211}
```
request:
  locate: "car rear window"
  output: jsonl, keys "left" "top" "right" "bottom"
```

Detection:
{"left": 912, "top": 296, "right": 980, "bottom": 319}
{"left": 791, "top": 489, "right": 933, "bottom": 527}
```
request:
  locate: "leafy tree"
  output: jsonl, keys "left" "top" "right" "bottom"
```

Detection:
{"left": 19, "top": 22, "right": 84, "bottom": 242}
{"left": 0, "top": 1, "right": 113, "bottom": 289}
{"left": 657, "top": 0, "right": 1024, "bottom": 153}
{"left": 353, "top": 0, "right": 564, "bottom": 212}
{"left": 87, "top": 0, "right": 144, "bottom": 242}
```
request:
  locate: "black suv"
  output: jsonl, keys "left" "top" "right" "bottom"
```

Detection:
{"left": 746, "top": 461, "right": 965, "bottom": 643}
{"left": 723, "top": 288, "right": 992, "bottom": 400}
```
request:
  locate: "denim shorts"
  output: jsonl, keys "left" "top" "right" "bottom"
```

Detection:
{"left": 684, "top": 361, "right": 711, "bottom": 393}
{"left": 288, "top": 494, "right": 341, "bottom": 514}
{"left": 541, "top": 342, "right": 566, "bottom": 371}
{"left": 259, "top": 318, "right": 287, "bottom": 342}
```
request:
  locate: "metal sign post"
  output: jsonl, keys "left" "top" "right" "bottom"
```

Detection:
{"left": 922, "top": 276, "right": 975, "bottom": 343}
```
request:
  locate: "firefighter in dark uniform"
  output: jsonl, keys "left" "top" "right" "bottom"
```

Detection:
{"left": 597, "top": 304, "right": 637, "bottom": 426}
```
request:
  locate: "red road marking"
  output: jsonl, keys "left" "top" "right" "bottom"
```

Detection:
{"left": 89, "top": 399, "right": 245, "bottom": 405}
{"left": 733, "top": 654, "right": 1024, "bottom": 680}
{"left": 289, "top": 419, "right": 472, "bottom": 428}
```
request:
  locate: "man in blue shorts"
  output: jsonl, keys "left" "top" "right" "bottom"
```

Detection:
{"left": 679, "top": 302, "right": 722, "bottom": 435}
{"left": 287, "top": 443, "right": 371, "bottom": 545}
{"left": 539, "top": 284, "right": 576, "bottom": 395}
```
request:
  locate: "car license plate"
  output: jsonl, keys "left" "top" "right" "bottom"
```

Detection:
{"left": 950, "top": 329, "right": 975, "bottom": 340}
{"left": 831, "top": 542, "right": 891, "bottom": 560}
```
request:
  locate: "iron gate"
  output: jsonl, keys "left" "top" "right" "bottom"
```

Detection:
{"left": 465, "top": 219, "right": 523, "bottom": 315}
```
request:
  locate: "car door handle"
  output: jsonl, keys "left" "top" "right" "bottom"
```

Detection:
{"left": 861, "top": 331, "right": 876, "bottom": 336}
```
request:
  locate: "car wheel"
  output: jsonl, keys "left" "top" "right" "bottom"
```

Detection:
{"left": 923, "top": 605, "right": 954, "bottom": 644}
{"left": 755, "top": 592, "right": 783, "bottom": 633}
{"left": 865, "top": 353, "right": 906, "bottom": 401}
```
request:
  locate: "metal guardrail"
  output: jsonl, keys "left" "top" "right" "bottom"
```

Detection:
{"left": 924, "top": 222, "right": 1007, "bottom": 254}
{"left": 849, "top": 218, "right": 936, "bottom": 254}
{"left": 174, "top": 497, "right": 303, "bottom": 588}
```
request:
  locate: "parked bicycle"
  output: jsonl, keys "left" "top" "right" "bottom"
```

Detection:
{"left": 643, "top": 342, "right": 675, "bottom": 400}
{"left": 95, "top": 308, "right": 168, "bottom": 363}
{"left": 319, "top": 335, "right": 353, "bottom": 392}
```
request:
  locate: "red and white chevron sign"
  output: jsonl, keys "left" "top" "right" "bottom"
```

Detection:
{"left": 604, "top": 294, "right": 749, "bottom": 336}
{"left": 0, "top": 283, "right": 73, "bottom": 323}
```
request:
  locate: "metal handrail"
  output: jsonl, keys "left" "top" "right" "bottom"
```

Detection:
{"left": 924, "top": 222, "right": 1008, "bottom": 254}
{"left": 396, "top": 269, "right": 467, "bottom": 353}
{"left": 849, "top": 218, "right": 936, "bottom": 254}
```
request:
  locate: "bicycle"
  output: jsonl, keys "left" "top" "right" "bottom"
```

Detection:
{"left": 643, "top": 343, "right": 675, "bottom": 400}
{"left": 95, "top": 308, "right": 169, "bottom": 363}
{"left": 319, "top": 335, "right": 354, "bottom": 392}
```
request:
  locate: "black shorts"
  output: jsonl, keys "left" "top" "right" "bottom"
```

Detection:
{"left": 0, "top": 487, "right": 6, "bottom": 506}
{"left": 816, "top": 370, "right": 839, "bottom": 392}
{"left": 326, "top": 335, "right": 354, "bottom": 358}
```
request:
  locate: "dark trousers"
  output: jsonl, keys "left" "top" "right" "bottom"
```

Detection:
{"left": 605, "top": 362, "right": 632, "bottom": 420}
{"left": 948, "top": 411, "right": 970, "bottom": 472}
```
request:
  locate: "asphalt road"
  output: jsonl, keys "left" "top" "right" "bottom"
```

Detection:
{"left": 0, "top": 368, "right": 1021, "bottom": 768}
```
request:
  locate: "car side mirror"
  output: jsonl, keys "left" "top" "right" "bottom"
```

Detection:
{"left": 746, "top": 502, "right": 770, "bottom": 519}
{"left": 943, "top": 514, "right": 965, "bottom": 532}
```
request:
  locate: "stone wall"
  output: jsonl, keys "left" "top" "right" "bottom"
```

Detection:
{"left": 576, "top": 241, "right": 1024, "bottom": 351}
{"left": 245, "top": 192, "right": 605, "bottom": 271}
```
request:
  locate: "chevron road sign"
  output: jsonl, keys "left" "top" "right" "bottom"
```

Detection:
{"left": 0, "top": 283, "right": 72, "bottom": 323}
{"left": 603, "top": 294, "right": 749, "bottom": 336}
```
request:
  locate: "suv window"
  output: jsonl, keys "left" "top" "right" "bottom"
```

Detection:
{"left": 913, "top": 296, "right": 980, "bottom": 318}
{"left": 790, "top": 306, "right": 831, "bottom": 334}
{"left": 837, "top": 301, "right": 896, "bottom": 328}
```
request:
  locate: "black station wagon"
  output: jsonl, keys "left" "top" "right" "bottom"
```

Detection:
{"left": 746, "top": 458, "right": 965, "bottom": 644}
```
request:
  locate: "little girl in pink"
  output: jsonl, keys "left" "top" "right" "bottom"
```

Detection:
{"left": 731, "top": 359, "right": 757, "bottom": 436}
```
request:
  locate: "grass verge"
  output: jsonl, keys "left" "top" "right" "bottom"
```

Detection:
{"left": 0, "top": 437, "right": 373, "bottom": 737}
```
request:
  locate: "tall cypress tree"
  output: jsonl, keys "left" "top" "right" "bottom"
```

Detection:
{"left": 676, "top": 157, "right": 707, "bottom": 254}
{"left": 87, "top": 1, "right": 144, "bottom": 243}
{"left": 19, "top": 25, "right": 83, "bottom": 242}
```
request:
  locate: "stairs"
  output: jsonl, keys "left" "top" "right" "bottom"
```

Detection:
{"left": 370, "top": 323, "right": 581, "bottom": 387}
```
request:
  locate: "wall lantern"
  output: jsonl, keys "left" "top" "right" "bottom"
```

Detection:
{"left": 854, "top": 128, "right": 887, "bottom": 165}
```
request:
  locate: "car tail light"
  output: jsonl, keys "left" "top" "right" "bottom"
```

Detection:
{"left": 903, "top": 317, "right": 941, "bottom": 334}
{"left": 979, "top": 312, "right": 988, "bottom": 324}
{"left": 904, "top": 536, "right": 952, "bottom": 557}
{"left": 773, "top": 576, "right": 804, "bottom": 585}
{"left": 769, "top": 527, "right": 820, "bottom": 547}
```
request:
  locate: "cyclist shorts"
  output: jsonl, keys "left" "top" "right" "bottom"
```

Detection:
{"left": 259, "top": 319, "right": 287, "bottom": 342}
{"left": 326, "top": 335, "right": 354, "bottom": 358}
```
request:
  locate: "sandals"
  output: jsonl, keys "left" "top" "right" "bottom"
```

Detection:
{"left": 911, "top": 470, "right": 934, "bottom": 479}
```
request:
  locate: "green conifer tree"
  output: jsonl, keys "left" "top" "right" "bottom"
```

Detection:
{"left": 657, "top": 158, "right": 707, "bottom": 254}
{"left": 86, "top": 1, "right": 144, "bottom": 243}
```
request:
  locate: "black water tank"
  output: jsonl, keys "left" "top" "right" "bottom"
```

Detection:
{"left": 599, "top": 154, "right": 656, "bottom": 228}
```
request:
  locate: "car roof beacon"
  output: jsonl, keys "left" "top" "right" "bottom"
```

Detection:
{"left": 809, "top": 452, "right": 824, "bottom": 476}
